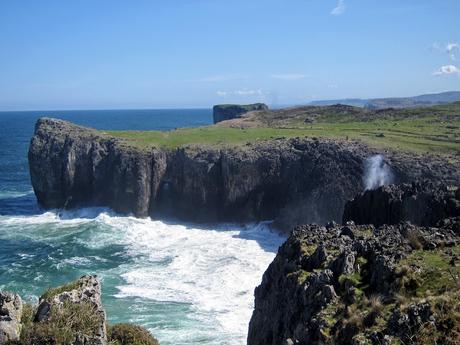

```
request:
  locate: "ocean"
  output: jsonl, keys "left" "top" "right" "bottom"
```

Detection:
{"left": 0, "top": 109, "right": 285, "bottom": 345}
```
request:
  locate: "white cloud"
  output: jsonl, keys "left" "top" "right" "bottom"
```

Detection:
{"left": 433, "top": 64, "right": 460, "bottom": 76}
{"left": 446, "top": 42, "right": 459, "bottom": 61}
{"left": 236, "top": 89, "right": 263, "bottom": 96}
{"left": 270, "top": 73, "right": 309, "bottom": 81}
{"left": 216, "top": 89, "right": 264, "bottom": 97}
{"left": 331, "top": 0, "right": 346, "bottom": 16}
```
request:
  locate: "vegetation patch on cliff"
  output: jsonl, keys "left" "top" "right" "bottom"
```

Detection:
{"left": 20, "top": 300, "right": 102, "bottom": 345}
{"left": 105, "top": 102, "right": 460, "bottom": 158}
{"left": 104, "top": 126, "right": 310, "bottom": 148}
{"left": 40, "top": 279, "right": 82, "bottom": 300}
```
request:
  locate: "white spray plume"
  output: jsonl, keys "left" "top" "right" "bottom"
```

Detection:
{"left": 363, "top": 155, "right": 394, "bottom": 190}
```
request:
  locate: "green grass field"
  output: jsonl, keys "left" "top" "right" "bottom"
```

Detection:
{"left": 104, "top": 103, "right": 460, "bottom": 158}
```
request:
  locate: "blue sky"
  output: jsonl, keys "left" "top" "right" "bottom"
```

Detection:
{"left": 1, "top": 0, "right": 459, "bottom": 110}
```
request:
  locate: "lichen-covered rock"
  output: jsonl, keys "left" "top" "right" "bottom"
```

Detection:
{"left": 0, "top": 291, "right": 23, "bottom": 344}
{"left": 247, "top": 220, "right": 460, "bottom": 345}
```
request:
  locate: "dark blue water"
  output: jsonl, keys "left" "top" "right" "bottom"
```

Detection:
{"left": 0, "top": 109, "right": 284, "bottom": 345}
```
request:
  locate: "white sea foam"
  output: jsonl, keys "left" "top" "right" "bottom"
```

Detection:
{"left": 106, "top": 217, "right": 284, "bottom": 342}
{"left": 0, "top": 208, "right": 285, "bottom": 345}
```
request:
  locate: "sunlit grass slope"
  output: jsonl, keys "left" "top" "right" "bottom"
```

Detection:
{"left": 104, "top": 102, "right": 460, "bottom": 157}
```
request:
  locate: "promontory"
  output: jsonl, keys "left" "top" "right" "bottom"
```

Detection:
{"left": 28, "top": 103, "right": 460, "bottom": 232}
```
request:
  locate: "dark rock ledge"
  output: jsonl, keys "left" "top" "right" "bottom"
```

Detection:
{"left": 28, "top": 118, "right": 460, "bottom": 232}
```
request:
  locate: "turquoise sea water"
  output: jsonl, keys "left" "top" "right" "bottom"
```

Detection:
{"left": 0, "top": 109, "right": 285, "bottom": 345}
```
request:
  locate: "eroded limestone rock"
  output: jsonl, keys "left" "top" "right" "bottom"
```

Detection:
{"left": 0, "top": 291, "right": 23, "bottom": 344}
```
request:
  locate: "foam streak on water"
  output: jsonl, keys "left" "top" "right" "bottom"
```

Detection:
{"left": 0, "top": 208, "right": 285, "bottom": 345}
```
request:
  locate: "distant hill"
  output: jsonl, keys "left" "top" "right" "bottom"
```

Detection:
{"left": 309, "top": 91, "right": 460, "bottom": 109}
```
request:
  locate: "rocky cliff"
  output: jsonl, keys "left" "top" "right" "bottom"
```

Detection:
{"left": 29, "top": 118, "right": 460, "bottom": 232}
{"left": 248, "top": 190, "right": 460, "bottom": 344}
{"left": 212, "top": 103, "right": 268, "bottom": 124}
{"left": 343, "top": 181, "right": 460, "bottom": 227}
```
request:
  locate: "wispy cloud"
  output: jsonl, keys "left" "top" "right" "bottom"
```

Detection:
{"left": 432, "top": 42, "right": 459, "bottom": 61}
{"left": 270, "top": 73, "right": 309, "bottom": 81}
{"left": 433, "top": 64, "right": 460, "bottom": 76}
{"left": 331, "top": 0, "right": 346, "bottom": 16}
{"left": 446, "top": 42, "right": 459, "bottom": 61}
{"left": 217, "top": 89, "right": 264, "bottom": 97}
{"left": 193, "top": 74, "right": 249, "bottom": 83}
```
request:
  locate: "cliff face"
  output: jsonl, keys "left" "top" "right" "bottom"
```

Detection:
{"left": 29, "top": 118, "right": 460, "bottom": 231}
{"left": 343, "top": 181, "right": 460, "bottom": 227}
{"left": 29, "top": 119, "right": 159, "bottom": 217}
{"left": 212, "top": 103, "right": 268, "bottom": 124}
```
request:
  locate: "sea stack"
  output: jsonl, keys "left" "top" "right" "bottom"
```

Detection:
{"left": 212, "top": 103, "right": 269, "bottom": 124}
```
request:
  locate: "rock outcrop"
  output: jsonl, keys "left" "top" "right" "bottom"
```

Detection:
{"left": 1, "top": 275, "right": 159, "bottom": 345}
{"left": 247, "top": 219, "right": 460, "bottom": 345}
{"left": 0, "top": 291, "right": 23, "bottom": 343}
{"left": 343, "top": 181, "right": 460, "bottom": 227}
{"left": 34, "top": 275, "right": 107, "bottom": 344}
{"left": 29, "top": 118, "right": 460, "bottom": 232}
{"left": 212, "top": 103, "right": 268, "bottom": 124}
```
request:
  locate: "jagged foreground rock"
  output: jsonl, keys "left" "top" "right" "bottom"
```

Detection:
{"left": 0, "top": 292, "right": 23, "bottom": 343}
{"left": 248, "top": 185, "right": 460, "bottom": 345}
{"left": 0, "top": 275, "right": 159, "bottom": 345}
{"left": 28, "top": 118, "right": 460, "bottom": 232}
{"left": 33, "top": 275, "right": 107, "bottom": 344}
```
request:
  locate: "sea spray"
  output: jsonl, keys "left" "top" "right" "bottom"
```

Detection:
{"left": 363, "top": 154, "right": 394, "bottom": 190}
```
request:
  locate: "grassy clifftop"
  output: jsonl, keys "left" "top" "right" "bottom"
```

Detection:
{"left": 104, "top": 102, "right": 460, "bottom": 157}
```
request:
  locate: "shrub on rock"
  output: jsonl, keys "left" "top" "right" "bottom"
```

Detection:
{"left": 108, "top": 323, "right": 159, "bottom": 345}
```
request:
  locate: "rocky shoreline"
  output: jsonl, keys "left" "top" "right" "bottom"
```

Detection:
{"left": 28, "top": 118, "right": 460, "bottom": 232}
{"left": 24, "top": 117, "right": 460, "bottom": 344}
{"left": 248, "top": 183, "right": 460, "bottom": 345}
